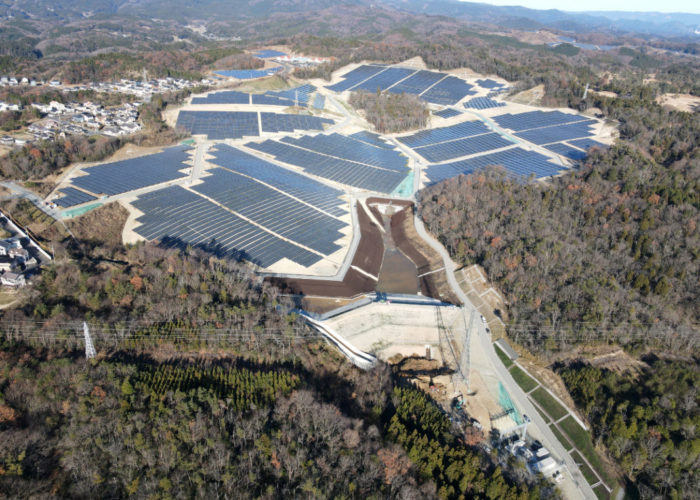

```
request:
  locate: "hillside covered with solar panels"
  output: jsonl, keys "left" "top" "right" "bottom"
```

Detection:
{"left": 47, "top": 57, "right": 614, "bottom": 277}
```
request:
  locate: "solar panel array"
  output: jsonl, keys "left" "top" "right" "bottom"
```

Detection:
{"left": 420, "top": 76, "right": 476, "bottom": 105}
{"left": 476, "top": 79, "right": 507, "bottom": 90}
{"left": 71, "top": 145, "right": 191, "bottom": 196}
{"left": 433, "top": 108, "right": 462, "bottom": 119}
{"left": 464, "top": 97, "right": 506, "bottom": 110}
{"left": 350, "top": 67, "right": 416, "bottom": 92}
{"left": 515, "top": 120, "right": 596, "bottom": 145}
{"left": 260, "top": 113, "right": 333, "bottom": 133}
{"left": 349, "top": 131, "right": 396, "bottom": 150}
{"left": 544, "top": 142, "right": 587, "bottom": 161}
{"left": 254, "top": 50, "right": 286, "bottom": 59}
{"left": 388, "top": 70, "right": 447, "bottom": 96}
{"left": 413, "top": 133, "right": 513, "bottom": 163}
{"left": 53, "top": 187, "right": 96, "bottom": 208}
{"left": 425, "top": 147, "right": 563, "bottom": 184}
{"left": 132, "top": 186, "right": 322, "bottom": 268}
{"left": 327, "top": 65, "right": 386, "bottom": 92}
{"left": 327, "top": 65, "right": 477, "bottom": 105}
{"left": 191, "top": 91, "right": 250, "bottom": 105}
{"left": 192, "top": 168, "right": 345, "bottom": 256}
{"left": 215, "top": 67, "right": 282, "bottom": 80}
{"left": 209, "top": 144, "right": 347, "bottom": 217}
{"left": 492, "top": 110, "right": 588, "bottom": 132}
{"left": 279, "top": 133, "right": 407, "bottom": 171}
{"left": 191, "top": 85, "right": 316, "bottom": 107}
{"left": 397, "top": 120, "right": 490, "bottom": 148}
{"left": 246, "top": 137, "right": 408, "bottom": 193}
{"left": 177, "top": 111, "right": 259, "bottom": 140}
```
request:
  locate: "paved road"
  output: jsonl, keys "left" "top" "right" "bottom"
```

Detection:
{"left": 412, "top": 214, "right": 595, "bottom": 500}
{"left": 1, "top": 181, "right": 62, "bottom": 220}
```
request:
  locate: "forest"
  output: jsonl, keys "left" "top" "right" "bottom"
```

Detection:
{"left": 557, "top": 359, "right": 699, "bottom": 498}
{"left": 418, "top": 95, "right": 699, "bottom": 354}
{"left": 0, "top": 341, "right": 552, "bottom": 499}
{"left": 349, "top": 90, "right": 430, "bottom": 133}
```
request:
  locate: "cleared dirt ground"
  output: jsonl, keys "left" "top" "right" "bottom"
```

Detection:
{"left": 656, "top": 93, "right": 700, "bottom": 113}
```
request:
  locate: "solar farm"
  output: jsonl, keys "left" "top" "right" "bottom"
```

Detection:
{"left": 49, "top": 58, "right": 613, "bottom": 277}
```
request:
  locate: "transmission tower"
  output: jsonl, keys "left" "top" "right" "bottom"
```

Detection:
{"left": 83, "top": 321, "right": 96, "bottom": 359}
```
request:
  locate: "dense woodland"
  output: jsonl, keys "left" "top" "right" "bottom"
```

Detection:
{"left": 0, "top": 239, "right": 548, "bottom": 498}
{"left": 349, "top": 90, "right": 430, "bottom": 133}
{"left": 419, "top": 97, "right": 699, "bottom": 354}
{"left": 557, "top": 359, "right": 700, "bottom": 498}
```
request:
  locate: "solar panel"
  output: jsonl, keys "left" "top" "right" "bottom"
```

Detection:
{"left": 476, "top": 79, "right": 507, "bottom": 90}
{"left": 209, "top": 144, "right": 347, "bottom": 217}
{"left": 421, "top": 76, "right": 476, "bottom": 105}
{"left": 433, "top": 108, "right": 462, "bottom": 119}
{"left": 492, "top": 111, "right": 589, "bottom": 132}
{"left": 176, "top": 111, "right": 259, "bottom": 140}
{"left": 413, "top": 133, "right": 513, "bottom": 162}
{"left": 388, "top": 70, "right": 447, "bottom": 96}
{"left": 463, "top": 97, "right": 506, "bottom": 110}
{"left": 215, "top": 67, "right": 283, "bottom": 79}
{"left": 254, "top": 50, "right": 286, "bottom": 58}
{"left": 425, "top": 147, "right": 563, "bottom": 183}
{"left": 544, "top": 142, "right": 587, "bottom": 161}
{"left": 70, "top": 145, "right": 191, "bottom": 196}
{"left": 279, "top": 133, "right": 408, "bottom": 172}
{"left": 192, "top": 168, "right": 345, "bottom": 256}
{"left": 132, "top": 185, "right": 322, "bottom": 268}
{"left": 514, "top": 120, "right": 596, "bottom": 145}
{"left": 191, "top": 91, "right": 250, "bottom": 105}
{"left": 348, "top": 131, "right": 396, "bottom": 150}
{"left": 259, "top": 113, "right": 333, "bottom": 133}
{"left": 53, "top": 187, "right": 96, "bottom": 208}
{"left": 349, "top": 67, "right": 417, "bottom": 92}
{"left": 397, "top": 120, "right": 490, "bottom": 148}
{"left": 246, "top": 138, "right": 408, "bottom": 193}
{"left": 326, "top": 65, "right": 387, "bottom": 92}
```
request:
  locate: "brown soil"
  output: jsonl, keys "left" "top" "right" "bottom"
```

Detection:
{"left": 385, "top": 202, "right": 458, "bottom": 304}
{"left": 67, "top": 202, "right": 129, "bottom": 248}
{"left": 266, "top": 202, "right": 384, "bottom": 301}
{"left": 270, "top": 197, "right": 459, "bottom": 309}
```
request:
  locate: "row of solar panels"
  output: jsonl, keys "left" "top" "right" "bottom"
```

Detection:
{"left": 413, "top": 132, "right": 514, "bottom": 163}
{"left": 464, "top": 97, "right": 506, "bottom": 110}
{"left": 349, "top": 131, "right": 396, "bottom": 150}
{"left": 425, "top": 147, "right": 564, "bottom": 184}
{"left": 175, "top": 111, "right": 333, "bottom": 140}
{"left": 544, "top": 139, "right": 608, "bottom": 161}
{"left": 192, "top": 168, "right": 345, "bottom": 256}
{"left": 492, "top": 110, "right": 589, "bottom": 132}
{"left": 246, "top": 139, "right": 407, "bottom": 193}
{"left": 208, "top": 144, "right": 347, "bottom": 217}
{"left": 64, "top": 145, "right": 191, "bottom": 199}
{"left": 326, "top": 65, "right": 477, "bottom": 105}
{"left": 279, "top": 133, "right": 408, "bottom": 172}
{"left": 433, "top": 108, "right": 462, "bottom": 119}
{"left": 192, "top": 84, "right": 317, "bottom": 107}
{"left": 397, "top": 120, "right": 491, "bottom": 148}
{"left": 216, "top": 67, "right": 283, "bottom": 80}
{"left": 133, "top": 186, "right": 323, "bottom": 269}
